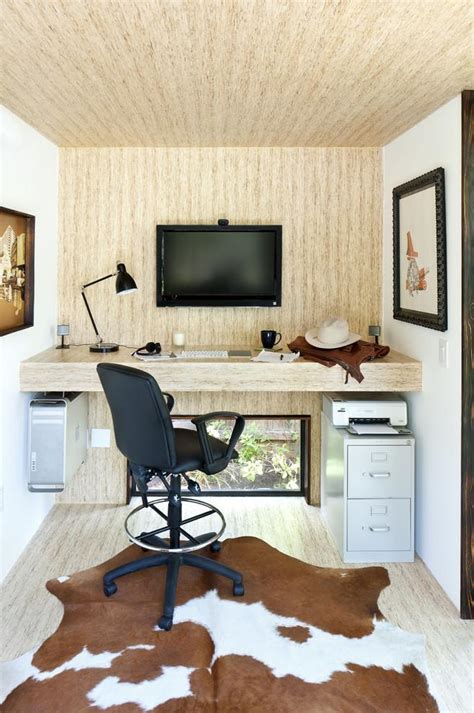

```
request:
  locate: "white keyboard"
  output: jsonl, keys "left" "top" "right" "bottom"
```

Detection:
{"left": 176, "top": 350, "right": 229, "bottom": 359}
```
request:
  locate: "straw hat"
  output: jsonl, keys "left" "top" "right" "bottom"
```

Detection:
{"left": 305, "top": 318, "right": 360, "bottom": 349}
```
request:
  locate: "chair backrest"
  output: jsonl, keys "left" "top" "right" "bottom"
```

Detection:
{"left": 97, "top": 363, "right": 177, "bottom": 470}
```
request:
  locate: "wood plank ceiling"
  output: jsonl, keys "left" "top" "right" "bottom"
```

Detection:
{"left": 1, "top": 0, "right": 472, "bottom": 147}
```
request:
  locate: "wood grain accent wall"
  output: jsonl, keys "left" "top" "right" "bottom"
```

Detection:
{"left": 58, "top": 147, "right": 381, "bottom": 504}
{"left": 59, "top": 148, "right": 381, "bottom": 344}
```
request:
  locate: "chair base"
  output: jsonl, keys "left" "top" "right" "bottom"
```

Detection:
{"left": 105, "top": 472, "right": 243, "bottom": 630}
{"left": 103, "top": 545, "right": 244, "bottom": 630}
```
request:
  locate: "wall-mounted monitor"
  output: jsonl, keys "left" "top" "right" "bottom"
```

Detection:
{"left": 156, "top": 224, "right": 282, "bottom": 307}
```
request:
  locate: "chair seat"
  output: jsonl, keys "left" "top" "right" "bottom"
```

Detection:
{"left": 173, "top": 428, "right": 238, "bottom": 473}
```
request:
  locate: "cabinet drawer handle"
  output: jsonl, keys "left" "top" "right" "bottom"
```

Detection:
{"left": 369, "top": 526, "right": 390, "bottom": 533}
{"left": 365, "top": 472, "right": 391, "bottom": 478}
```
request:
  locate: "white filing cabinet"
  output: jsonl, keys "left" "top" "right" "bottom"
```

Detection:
{"left": 321, "top": 411, "right": 415, "bottom": 563}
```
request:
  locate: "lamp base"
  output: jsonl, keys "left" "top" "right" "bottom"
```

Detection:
{"left": 90, "top": 343, "right": 119, "bottom": 353}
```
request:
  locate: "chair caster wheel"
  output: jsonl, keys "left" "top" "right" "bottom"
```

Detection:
{"left": 210, "top": 541, "right": 221, "bottom": 553}
{"left": 158, "top": 615, "right": 173, "bottom": 631}
{"left": 233, "top": 582, "right": 244, "bottom": 596}
{"left": 103, "top": 582, "right": 117, "bottom": 597}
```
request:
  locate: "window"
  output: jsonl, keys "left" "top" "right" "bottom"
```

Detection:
{"left": 130, "top": 416, "right": 309, "bottom": 497}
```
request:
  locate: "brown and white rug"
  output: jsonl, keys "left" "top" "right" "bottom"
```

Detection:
{"left": 1, "top": 537, "right": 438, "bottom": 712}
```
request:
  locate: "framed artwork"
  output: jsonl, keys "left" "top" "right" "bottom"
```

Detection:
{"left": 392, "top": 167, "right": 447, "bottom": 331}
{"left": 0, "top": 206, "right": 35, "bottom": 336}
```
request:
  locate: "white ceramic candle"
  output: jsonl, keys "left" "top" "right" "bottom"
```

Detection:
{"left": 173, "top": 331, "right": 185, "bottom": 347}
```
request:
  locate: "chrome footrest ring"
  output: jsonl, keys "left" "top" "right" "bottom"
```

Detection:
{"left": 125, "top": 497, "right": 226, "bottom": 554}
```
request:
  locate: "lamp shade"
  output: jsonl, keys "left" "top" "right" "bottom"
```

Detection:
{"left": 115, "top": 263, "right": 137, "bottom": 295}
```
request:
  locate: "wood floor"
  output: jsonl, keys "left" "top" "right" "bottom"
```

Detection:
{"left": 1, "top": 498, "right": 472, "bottom": 712}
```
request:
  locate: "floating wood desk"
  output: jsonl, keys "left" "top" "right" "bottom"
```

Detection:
{"left": 20, "top": 346, "right": 422, "bottom": 506}
{"left": 20, "top": 346, "right": 422, "bottom": 393}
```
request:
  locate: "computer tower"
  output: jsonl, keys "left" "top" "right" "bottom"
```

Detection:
{"left": 27, "top": 392, "right": 88, "bottom": 492}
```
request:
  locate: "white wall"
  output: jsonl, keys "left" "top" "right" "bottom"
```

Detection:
{"left": 383, "top": 96, "right": 462, "bottom": 608}
{"left": 0, "top": 106, "right": 58, "bottom": 581}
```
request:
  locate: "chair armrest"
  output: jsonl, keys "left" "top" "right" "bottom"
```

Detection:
{"left": 191, "top": 412, "right": 245, "bottom": 474}
{"left": 162, "top": 392, "right": 175, "bottom": 412}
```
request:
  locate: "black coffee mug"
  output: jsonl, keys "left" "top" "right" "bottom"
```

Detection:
{"left": 261, "top": 330, "right": 282, "bottom": 349}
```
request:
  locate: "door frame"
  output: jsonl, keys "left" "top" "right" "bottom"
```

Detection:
{"left": 461, "top": 89, "right": 473, "bottom": 619}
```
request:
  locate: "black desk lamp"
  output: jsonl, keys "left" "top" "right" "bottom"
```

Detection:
{"left": 81, "top": 263, "right": 137, "bottom": 352}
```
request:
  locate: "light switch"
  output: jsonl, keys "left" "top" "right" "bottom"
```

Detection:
{"left": 439, "top": 339, "right": 448, "bottom": 368}
{"left": 90, "top": 428, "right": 111, "bottom": 448}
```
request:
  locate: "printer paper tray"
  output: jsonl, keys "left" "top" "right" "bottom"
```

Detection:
{"left": 350, "top": 423, "right": 399, "bottom": 436}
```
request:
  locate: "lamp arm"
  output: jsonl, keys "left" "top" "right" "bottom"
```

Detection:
{"left": 81, "top": 290, "right": 102, "bottom": 344}
{"left": 81, "top": 271, "right": 117, "bottom": 290}
{"left": 81, "top": 272, "right": 117, "bottom": 345}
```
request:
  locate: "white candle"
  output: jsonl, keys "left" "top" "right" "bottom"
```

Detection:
{"left": 173, "top": 331, "right": 185, "bottom": 347}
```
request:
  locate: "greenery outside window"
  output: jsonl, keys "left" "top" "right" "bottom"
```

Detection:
{"left": 135, "top": 417, "right": 308, "bottom": 496}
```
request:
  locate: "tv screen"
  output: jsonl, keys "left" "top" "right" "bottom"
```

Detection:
{"left": 157, "top": 225, "right": 282, "bottom": 307}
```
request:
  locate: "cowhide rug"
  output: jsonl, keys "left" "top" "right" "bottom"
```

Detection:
{"left": 1, "top": 536, "right": 438, "bottom": 712}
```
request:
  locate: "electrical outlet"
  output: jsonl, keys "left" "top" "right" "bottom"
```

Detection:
{"left": 439, "top": 339, "right": 448, "bottom": 368}
{"left": 90, "top": 428, "right": 111, "bottom": 448}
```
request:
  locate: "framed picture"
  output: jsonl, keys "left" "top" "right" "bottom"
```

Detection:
{"left": 0, "top": 206, "right": 35, "bottom": 336}
{"left": 393, "top": 167, "right": 447, "bottom": 331}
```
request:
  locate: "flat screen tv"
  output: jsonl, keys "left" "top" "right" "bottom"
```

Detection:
{"left": 157, "top": 224, "right": 282, "bottom": 307}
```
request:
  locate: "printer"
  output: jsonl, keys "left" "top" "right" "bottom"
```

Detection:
{"left": 322, "top": 392, "right": 408, "bottom": 430}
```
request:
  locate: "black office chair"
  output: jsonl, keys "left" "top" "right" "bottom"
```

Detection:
{"left": 97, "top": 363, "right": 245, "bottom": 630}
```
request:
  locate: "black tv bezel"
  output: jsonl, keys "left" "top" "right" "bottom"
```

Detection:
{"left": 156, "top": 224, "right": 282, "bottom": 307}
